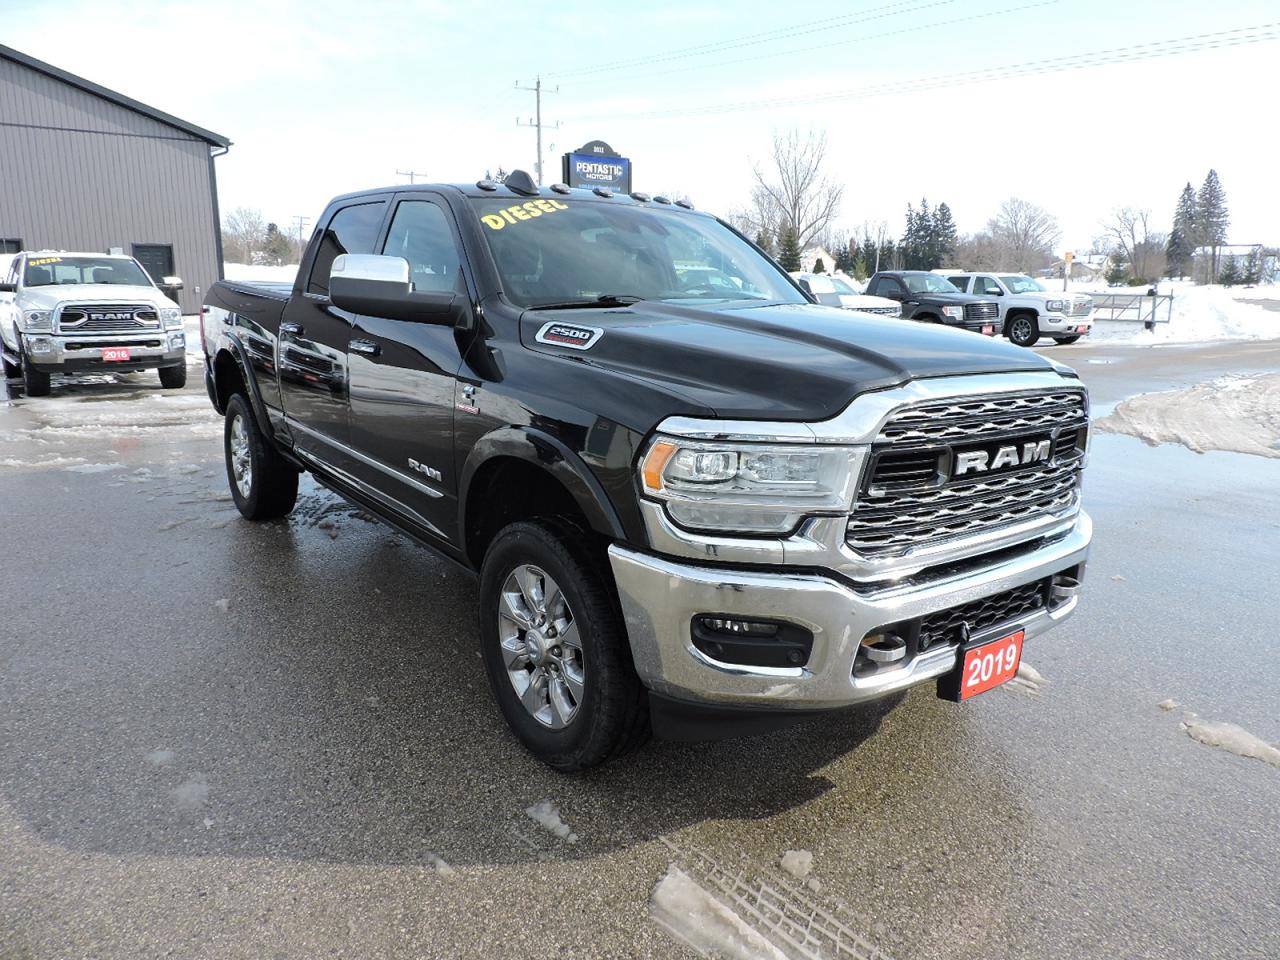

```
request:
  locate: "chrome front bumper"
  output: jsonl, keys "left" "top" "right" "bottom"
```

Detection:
{"left": 23, "top": 332, "right": 186, "bottom": 370}
{"left": 608, "top": 511, "right": 1091, "bottom": 710}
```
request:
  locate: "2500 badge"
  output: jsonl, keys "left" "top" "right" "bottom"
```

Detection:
{"left": 534, "top": 322, "right": 603, "bottom": 351}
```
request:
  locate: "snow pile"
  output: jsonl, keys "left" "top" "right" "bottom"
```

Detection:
{"left": 224, "top": 262, "right": 299, "bottom": 283}
{"left": 524, "top": 799, "right": 578, "bottom": 843}
{"left": 1085, "top": 282, "right": 1279, "bottom": 345}
{"left": 1181, "top": 715, "right": 1280, "bottom": 769}
{"left": 651, "top": 866, "right": 790, "bottom": 960}
{"left": 779, "top": 850, "right": 813, "bottom": 880}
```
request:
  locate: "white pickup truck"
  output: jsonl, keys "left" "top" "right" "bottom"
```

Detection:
{"left": 943, "top": 272, "right": 1093, "bottom": 347}
{"left": 0, "top": 251, "right": 187, "bottom": 396}
{"left": 790, "top": 272, "right": 902, "bottom": 317}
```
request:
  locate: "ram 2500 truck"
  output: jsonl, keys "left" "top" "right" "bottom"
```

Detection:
{"left": 1, "top": 251, "right": 188, "bottom": 396}
{"left": 201, "top": 172, "right": 1091, "bottom": 771}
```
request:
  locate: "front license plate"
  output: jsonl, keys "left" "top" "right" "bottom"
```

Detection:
{"left": 982, "top": 324, "right": 995, "bottom": 336}
{"left": 1076, "top": 325, "right": 1089, "bottom": 334}
{"left": 102, "top": 347, "right": 131, "bottom": 362}
{"left": 938, "top": 629, "right": 1024, "bottom": 701}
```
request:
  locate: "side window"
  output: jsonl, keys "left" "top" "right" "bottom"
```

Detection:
{"left": 381, "top": 200, "right": 463, "bottom": 294}
{"left": 307, "top": 201, "right": 387, "bottom": 296}
{"left": 948, "top": 276, "right": 969, "bottom": 292}
{"left": 976, "top": 275, "right": 1001, "bottom": 295}
{"left": 4, "top": 256, "right": 20, "bottom": 285}
{"left": 877, "top": 278, "right": 903, "bottom": 298}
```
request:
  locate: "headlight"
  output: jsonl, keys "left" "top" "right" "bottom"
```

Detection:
{"left": 639, "top": 437, "right": 860, "bottom": 534}
{"left": 20, "top": 310, "right": 53, "bottom": 333}
{"left": 1045, "top": 299, "right": 1067, "bottom": 313}
{"left": 160, "top": 307, "right": 183, "bottom": 329}
{"left": 942, "top": 305, "right": 964, "bottom": 320}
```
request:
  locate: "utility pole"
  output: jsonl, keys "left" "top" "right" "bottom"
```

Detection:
{"left": 515, "top": 77, "right": 560, "bottom": 185}
{"left": 396, "top": 169, "right": 428, "bottom": 184}
{"left": 291, "top": 215, "right": 310, "bottom": 260}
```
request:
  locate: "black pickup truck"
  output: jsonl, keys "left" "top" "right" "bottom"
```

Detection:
{"left": 201, "top": 172, "right": 1092, "bottom": 770}
{"left": 866, "top": 270, "right": 1001, "bottom": 335}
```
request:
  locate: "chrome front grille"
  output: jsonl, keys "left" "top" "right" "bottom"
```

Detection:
{"left": 848, "top": 389, "right": 1088, "bottom": 558}
{"left": 918, "top": 580, "right": 1048, "bottom": 651}
{"left": 964, "top": 302, "right": 1000, "bottom": 322}
{"left": 58, "top": 304, "right": 159, "bottom": 333}
{"left": 1068, "top": 298, "right": 1093, "bottom": 317}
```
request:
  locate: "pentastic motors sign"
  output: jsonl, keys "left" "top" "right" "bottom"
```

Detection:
{"left": 562, "top": 140, "right": 632, "bottom": 193}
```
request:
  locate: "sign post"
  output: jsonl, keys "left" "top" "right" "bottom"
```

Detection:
{"left": 1064, "top": 250, "right": 1074, "bottom": 291}
{"left": 562, "top": 140, "right": 632, "bottom": 194}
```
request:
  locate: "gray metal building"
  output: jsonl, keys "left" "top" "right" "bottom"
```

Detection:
{"left": 0, "top": 44, "right": 229, "bottom": 313}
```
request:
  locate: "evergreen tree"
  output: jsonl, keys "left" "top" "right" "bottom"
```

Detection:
{"left": 860, "top": 231, "right": 879, "bottom": 275}
{"left": 1166, "top": 182, "right": 1197, "bottom": 278}
{"left": 1196, "top": 169, "right": 1229, "bottom": 281}
{"left": 933, "top": 202, "right": 958, "bottom": 267}
{"left": 262, "top": 223, "right": 295, "bottom": 266}
{"left": 881, "top": 238, "right": 899, "bottom": 270}
{"left": 1242, "top": 248, "right": 1262, "bottom": 285}
{"left": 901, "top": 204, "right": 921, "bottom": 269}
{"left": 916, "top": 198, "right": 934, "bottom": 269}
{"left": 813, "top": 257, "right": 826, "bottom": 274}
{"left": 1105, "top": 257, "right": 1129, "bottom": 286}
{"left": 777, "top": 225, "right": 802, "bottom": 271}
{"left": 754, "top": 229, "right": 773, "bottom": 255}
{"left": 1218, "top": 256, "right": 1241, "bottom": 286}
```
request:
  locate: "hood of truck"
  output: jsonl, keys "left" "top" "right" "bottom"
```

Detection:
{"left": 521, "top": 300, "right": 1064, "bottom": 421}
{"left": 20, "top": 284, "right": 176, "bottom": 311}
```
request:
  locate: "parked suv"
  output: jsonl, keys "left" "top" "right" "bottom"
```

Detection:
{"left": 0, "top": 251, "right": 187, "bottom": 396}
{"left": 790, "top": 272, "right": 901, "bottom": 316}
{"left": 944, "top": 272, "right": 1093, "bottom": 347}
{"left": 201, "top": 173, "right": 1091, "bottom": 770}
{"left": 865, "top": 271, "right": 999, "bottom": 335}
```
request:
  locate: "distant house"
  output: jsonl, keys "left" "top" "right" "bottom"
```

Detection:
{"left": 800, "top": 245, "right": 837, "bottom": 273}
{"left": 1039, "top": 253, "right": 1107, "bottom": 282}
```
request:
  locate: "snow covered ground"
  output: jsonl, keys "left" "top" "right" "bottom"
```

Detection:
{"left": 1073, "top": 280, "right": 1280, "bottom": 346}
{"left": 224, "top": 262, "right": 299, "bottom": 283}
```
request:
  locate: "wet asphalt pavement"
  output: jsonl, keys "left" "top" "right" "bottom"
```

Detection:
{"left": 1, "top": 339, "right": 1278, "bottom": 959}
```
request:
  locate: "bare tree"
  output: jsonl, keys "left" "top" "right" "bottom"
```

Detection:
{"left": 1101, "top": 208, "right": 1167, "bottom": 283}
{"left": 751, "top": 130, "right": 843, "bottom": 250}
{"left": 987, "top": 198, "right": 1061, "bottom": 271}
{"left": 222, "top": 207, "right": 267, "bottom": 264}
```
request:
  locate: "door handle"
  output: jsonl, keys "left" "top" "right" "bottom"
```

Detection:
{"left": 349, "top": 339, "right": 381, "bottom": 357}
{"left": 280, "top": 322, "right": 303, "bottom": 336}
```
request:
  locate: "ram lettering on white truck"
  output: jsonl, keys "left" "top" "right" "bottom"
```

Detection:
{"left": 944, "top": 272, "right": 1093, "bottom": 347}
{"left": 0, "top": 251, "right": 188, "bottom": 396}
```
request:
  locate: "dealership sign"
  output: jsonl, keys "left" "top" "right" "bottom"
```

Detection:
{"left": 562, "top": 140, "right": 632, "bottom": 194}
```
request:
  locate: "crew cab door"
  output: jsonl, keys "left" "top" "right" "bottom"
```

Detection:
{"left": 278, "top": 199, "right": 388, "bottom": 471}
{"left": 344, "top": 195, "right": 470, "bottom": 543}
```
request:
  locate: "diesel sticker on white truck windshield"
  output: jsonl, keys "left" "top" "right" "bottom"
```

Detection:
{"left": 535, "top": 321, "right": 603, "bottom": 351}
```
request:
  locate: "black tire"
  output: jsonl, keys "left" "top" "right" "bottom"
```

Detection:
{"left": 479, "top": 520, "right": 649, "bottom": 771}
{"left": 223, "top": 393, "right": 299, "bottom": 521}
{"left": 21, "top": 354, "right": 50, "bottom": 397}
{"left": 1007, "top": 313, "right": 1040, "bottom": 347}
{"left": 159, "top": 363, "right": 188, "bottom": 389}
{"left": 1053, "top": 335, "right": 1082, "bottom": 345}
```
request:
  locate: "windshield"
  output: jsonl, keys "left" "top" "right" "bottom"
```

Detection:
{"left": 471, "top": 198, "right": 805, "bottom": 308}
{"left": 829, "top": 277, "right": 856, "bottom": 295}
{"left": 23, "top": 256, "right": 152, "bottom": 288}
{"left": 903, "top": 273, "right": 961, "bottom": 294}
{"left": 1000, "top": 275, "right": 1046, "bottom": 294}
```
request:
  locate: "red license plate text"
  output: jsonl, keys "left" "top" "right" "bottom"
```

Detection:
{"left": 102, "top": 347, "right": 131, "bottom": 362}
{"left": 960, "top": 630, "right": 1024, "bottom": 699}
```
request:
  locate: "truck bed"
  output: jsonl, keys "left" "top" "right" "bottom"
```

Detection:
{"left": 205, "top": 279, "right": 293, "bottom": 328}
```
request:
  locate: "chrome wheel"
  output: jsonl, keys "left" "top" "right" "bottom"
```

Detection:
{"left": 1010, "top": 316, "right": 1035, "bottom": 345}
{"left": 497, "top": 564, "right": 585, "bottom": 729}
{"left": 229, "top": 413, "right": 253, "bottom": 499}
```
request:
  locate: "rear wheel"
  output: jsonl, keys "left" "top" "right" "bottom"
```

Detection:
{"left": 224, "top": 393, "right": 298, "bottom": 520}
{"left": 159, "top": 364, "right": 188, "bottom": 389}
{"left": 21, "top": 354, "right": 50, "bottom": 397}
{"left": 1053, "top": 335, "right": 1082, "bottom": 345}
{"left": 479, "top": 520, "right": 649, "bottom": 771}
{"left": 1007, "top": 313, "right": 1040, "bottom": 347}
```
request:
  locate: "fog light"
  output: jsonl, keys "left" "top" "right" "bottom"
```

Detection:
{"left": 27, "top": 337, "right": 54, "bottom": 354}
{"left": 697, "top": 617, "right": 778, "bottom": 638}
{"left": 859, "top": 632, "right": 906, "bottom": 664}
{"left": 168, "top": 332, "right": 186, "bottom": 350}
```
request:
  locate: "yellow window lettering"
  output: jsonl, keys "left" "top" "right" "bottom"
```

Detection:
{"left": 548, "top": 199, "right": 569, "bottom": 210}
{"left": 501, "top": 209, "right": 518, "bottom": 225}
{"left": 522, "top": 201, "right": 543, "bottom": 217}
{"left": 510, "top": 205, "right": 531, "bottom": 221}
{"left": 481, "top": 214, "right": 506, "bottom": 230}
{"left": 533, "top": 199, "right": 556, "bottom": 214}
{"left": 29, "top": 257, "right": 62, "bottom": 266}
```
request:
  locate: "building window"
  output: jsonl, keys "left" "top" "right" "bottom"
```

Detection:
{"left": 132, "top": 243, "right": 175, "bottom": 283}
{"left": 0, "top": 239, "right": 22, "bottom": 254}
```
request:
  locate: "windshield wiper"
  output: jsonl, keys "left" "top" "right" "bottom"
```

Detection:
{"left": 530, "top": 294, "right": 645, "bottom": 310}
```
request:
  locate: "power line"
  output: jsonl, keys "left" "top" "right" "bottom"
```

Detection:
{"left": 567, "top": 21, "right": 1280, "bottom": 122}
{"left": 290, "top": 215, "right": 310, "bottom": 256}
{"left": 578, "top": 0, "right": 1053, "bottom": 88}
{"left": 515, "top": 77, "right": 561, "bottom": 185}
{"left": 547, "top": 0, "right": 950, "bottom": 79}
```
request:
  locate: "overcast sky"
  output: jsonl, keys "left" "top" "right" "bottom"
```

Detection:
{"left": 6, "top": 0, "right": 1278, "bottom": 253}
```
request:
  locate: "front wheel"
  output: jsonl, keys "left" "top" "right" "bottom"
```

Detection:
{"left": 479, "top": 520, "right": 649, "bottom": 771}
{"left": 21, "top": 355, "right": 50, "bottom": 397}
{"left": 1007, "top": 314, "right": 1040, "bottom": 347}
{"left": 159, "top": 364, "right": 188, "bottom": 389}
{"left": 1053, "top": 335, "right": 1082, "bottom": 345}
{"left": 223, "top": 394, "right": 298, "bottom": 520}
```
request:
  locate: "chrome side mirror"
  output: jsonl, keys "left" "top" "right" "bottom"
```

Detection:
{"left": 329, "top": 254, "right": 456, "bottom": 323}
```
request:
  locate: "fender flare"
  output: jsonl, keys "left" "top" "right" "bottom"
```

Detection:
{"left": 213, "top": 333, "right": 276, "bottom": 443}
{"left": 458, "top": 425, "right": 627, "bottom": 544}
